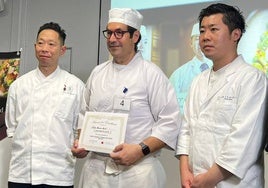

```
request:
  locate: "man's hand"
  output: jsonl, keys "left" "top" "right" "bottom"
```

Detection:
{"left": 191, "top": 163, "right": 232, "bottom": 188}
{"left": 191, "top": 173, "right": 215, "bottom": 188}
{"left": 71, "top": 139, "right": 88, "bottom": 158}
{"left": 179, "top": 155, "right": 194, "bottom": 188}
{"left": 110, "top": 143, "right": 144, "bottom": 166}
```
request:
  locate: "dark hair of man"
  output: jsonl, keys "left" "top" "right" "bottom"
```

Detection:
{"left": 198, "top": 3, "right": 246, "bottom": 42}
{"left": 127, "top": 26, "right": 142, "bottom": 52}
{"left": 37, "top": 22, "right": 67, "bottom": 45}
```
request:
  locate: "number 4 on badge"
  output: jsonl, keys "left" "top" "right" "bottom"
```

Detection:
{"left": 120, "top": 100, "right": 124, "bottom": 106}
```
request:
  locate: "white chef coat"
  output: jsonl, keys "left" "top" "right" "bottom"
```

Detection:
{"left": 176, "top": 55, "right": 267, "bottom": 187}
{"left": 78, "top": 52, "right": 181, "bottom": 188}
{"left": 5, "top": 66, "right": 84, "bottom": 186}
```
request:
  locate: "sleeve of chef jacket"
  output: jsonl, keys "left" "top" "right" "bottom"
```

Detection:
{"left": 175, "top": 85, "right": 192, "bottom": 157}
{"left": 146, "top": 63, "right": 182, "bottom": 150}
{"left": 5, "top": 82, "right": 17, "bottom": 138}
{"left": 264, "top": 91, "right": 268, "bottom": 152}
{"left": 77, "top": 62, "right": 108, "bottom": 130}
{"left": 72, "top": 80, "right": 85, "bottom": 132}
{"left": 77, "top": 74, "right": 93, "bottom": 130}
{"left": 215, "top": 71, "right": 267, "bottom": 179}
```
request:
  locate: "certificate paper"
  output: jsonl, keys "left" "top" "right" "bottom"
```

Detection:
{"left": 79, "top": 112, "right": 128, "bottom": 153}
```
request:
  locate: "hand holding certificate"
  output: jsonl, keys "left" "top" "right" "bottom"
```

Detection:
{"left": 79, "top": 112, "right": 128, "bottom": 154}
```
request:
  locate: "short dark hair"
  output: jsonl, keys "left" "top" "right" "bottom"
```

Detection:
{"left": 37, "top": 22, "right": 66, "bottom": 45}
{"left": 127, "top": 26, "right": 142, "bottom": 52}
{"left": 198, "top": 3, "right": 245, "bottom": 41}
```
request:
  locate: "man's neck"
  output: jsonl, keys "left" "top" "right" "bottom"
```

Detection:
{"left": 114, "top": 51, "right": 136, "bottom": 65}
{"left": 39, "top": 65, "right": 57, "bottom": 77}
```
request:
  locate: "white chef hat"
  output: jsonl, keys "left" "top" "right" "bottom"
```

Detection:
{"left": 108, "top": 8, "right": 143, "bottom": 30}
{"left": 191, "top": 22, "right": 200, "bottom": 37}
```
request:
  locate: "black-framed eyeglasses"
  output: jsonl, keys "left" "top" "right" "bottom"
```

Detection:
{"left": 102, "top": 29, "right": 130, "bottom": 39}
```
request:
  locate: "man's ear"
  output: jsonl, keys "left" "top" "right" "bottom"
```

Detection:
{"left": 60, "top": 45, "right": 67, "bottom": 56}
{"left": 133, "top": 30, "right": 140, "bottom": 43}
{"left": 232, "top": 28, "right": 242, "bottom": 43}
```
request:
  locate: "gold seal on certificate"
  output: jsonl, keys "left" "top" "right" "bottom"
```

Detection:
{"left": 79, "top": 112, "right": 128, "bottom": 153}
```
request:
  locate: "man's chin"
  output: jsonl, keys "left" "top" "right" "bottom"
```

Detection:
{"left": 109, "top": 49, "right": 120, "bottom": 56}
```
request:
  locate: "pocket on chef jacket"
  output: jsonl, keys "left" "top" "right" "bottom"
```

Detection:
{"left": 54, "top": 93, "right": 76, "bottom": 121}
{"left": 215, "top": 95, "right": 237, "bottom": 125}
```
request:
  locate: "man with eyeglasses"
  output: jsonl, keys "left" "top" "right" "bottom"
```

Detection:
{"left": 72, "top": 8, "right": 181, "bottom": 188}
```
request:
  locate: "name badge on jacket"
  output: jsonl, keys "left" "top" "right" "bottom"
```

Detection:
{"left": 113, "top": 97, "right": 131, "bottom": 111}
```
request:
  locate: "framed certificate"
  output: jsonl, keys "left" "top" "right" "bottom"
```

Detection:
{"left": 79, "top": 111, "right": 128, "bottom": 153}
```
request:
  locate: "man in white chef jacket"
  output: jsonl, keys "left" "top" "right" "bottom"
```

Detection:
{"left": 5, "top": 22, "right": 84, "bottom": 188}
{"left": 71, "top": 8, "right": 181, "bottom": 188}
{"left": 176, "top": 3, "right": 268, "bottom": 188}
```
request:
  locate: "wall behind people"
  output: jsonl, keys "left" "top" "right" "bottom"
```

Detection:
{"left": 0, "top": 0, "right": 111, "bottom": 82}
